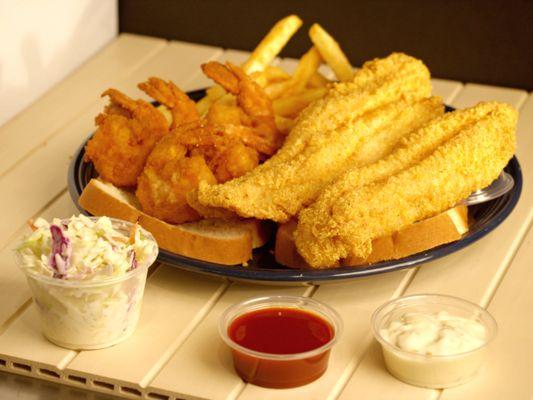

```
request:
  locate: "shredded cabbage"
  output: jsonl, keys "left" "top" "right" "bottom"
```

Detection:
{"left": 17, "top": 215, "right": 156, "bottom": 281}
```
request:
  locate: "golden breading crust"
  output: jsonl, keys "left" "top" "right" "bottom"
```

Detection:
{"left": 85, "top": 89, "right": 169, "bottom": 187}
{"left": 295, "top": 102, "right": 518, "bottom": 268}
{"left": 196, "top": 53, "right": 433, "bottom": 222}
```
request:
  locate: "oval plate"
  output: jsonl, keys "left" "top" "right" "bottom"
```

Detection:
{"left": 68, "top": 90, "right": 523, "bottom": 285}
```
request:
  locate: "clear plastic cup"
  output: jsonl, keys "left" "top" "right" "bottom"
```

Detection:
{"left": 371, "top": 294, "right": 497, "bottom": 388}
{"left": 219, "top": 296, "right": 343, "bottom": 388}
{"left": 16, "top": 218, "right": 158, "bottom": 350}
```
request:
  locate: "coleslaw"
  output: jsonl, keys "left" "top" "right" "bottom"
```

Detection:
{"left": 16, "top": 215, "right": 158, "bottom": 350}
{"left": 17, "top": 215, "right": 156, "bottom": 281}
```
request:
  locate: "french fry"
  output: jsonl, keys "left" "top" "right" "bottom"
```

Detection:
{"left": 157, "top": 104, "right": 173, "bottom": 127}
{"left": 308, "top": 71, "right": 330, "bottom": 88}
{"left": 250, "top": 71, "right": 269, "bottom": 87}
{"left": 264, "top": 66, "right": 291, "bottom": 82}
{"left": 257, "top": 66, "right": 294, "bottom": 97}
{"left": 196, "top": 85, "right": 226, "bottom": 115}
{"left": 206, "top": 85, "right": 226, "bottom": 99}
{"left": 250, "top": 66, "right": 292, "bottom": 88}
{"left": 273, "top": 87, "right": 328, "bottom": 117}
{"left": 309, "top": 23, "right": 353, "bottom": 81}
{"left": 196, "top": 96, "right": 213, "bottom": 115}
{"left": 264, "top": 80, "right": 292, "bottom": 99}
{"left": 243, "top": 15, "right": 303, "bottom": 74}
{"left": 285, "top": 47, "right": 323, "bottom": 95}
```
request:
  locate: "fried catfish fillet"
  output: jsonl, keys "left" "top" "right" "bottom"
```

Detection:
{"left": 196, "top": 53, "right": 434, "bottom": 222}
{"left": 295, "top": 102, "right": 518, "bottom": 268}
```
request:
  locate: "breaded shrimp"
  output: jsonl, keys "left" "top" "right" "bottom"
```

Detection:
{"left": 136, "top": 62, "right": 282, "bottom": 223}
{"left": 135, "top": 126, "right": 218, "bottom": 224}
{"left": 138, "top": 77, "right": 199, "bottom": 129}
{"left": 202, "top": 61, "right": 283, "bottom": 155}
{"left": 84, "top": 89, "right": 169, "bottom": 187}
{"left": 136, "top": 122, "right": 260, "bottom": 223}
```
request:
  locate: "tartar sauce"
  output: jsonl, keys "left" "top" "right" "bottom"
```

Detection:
{"left": 380, "top": 311, "right": 486, "bottom": 356}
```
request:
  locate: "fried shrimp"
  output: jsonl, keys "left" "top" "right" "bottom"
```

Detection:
{"left": 138, "top": 77, "right": 199, "bottom": 129}
{"left": 136, "top": 120, "right": 264, "bottom": 224}
{"left": 202, "top": 61, "right": 283, "bottom": 156}
{"left": 84, "top": 89, "right": 169, "bottom": 187}
{"left": 131, "top": 61, "right": 282, "bottom": 223}
{"left": 177, "top": 124, "right": 261, "bottom": 183}
{"left": 295, "top": 102, "right": 518, "bottom": 268}
{"left": 136, "top": 125, "right": 218, "bottom": 224}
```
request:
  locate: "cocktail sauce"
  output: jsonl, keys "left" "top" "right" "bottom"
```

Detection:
{"left": 227, "top": 307, "right": 334, "bottom": 388}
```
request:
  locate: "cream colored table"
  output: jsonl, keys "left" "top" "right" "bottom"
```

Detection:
{"left": 0, "top": 34, "right": 531, "bottom": 400}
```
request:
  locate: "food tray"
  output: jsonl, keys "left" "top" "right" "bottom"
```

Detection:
{"left": 68, "top": 92, "right": 523, "bottom": 284}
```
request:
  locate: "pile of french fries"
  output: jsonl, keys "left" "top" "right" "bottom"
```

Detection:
{"left": 196, "top": 15, "right": 354, "bottom": 134}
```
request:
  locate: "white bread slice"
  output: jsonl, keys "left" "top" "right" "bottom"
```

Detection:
{"left": 274, "top": 220, "right": 308, "bottom": 269}
{"left": 276, "top": 206, "right": 469, "bottom": 268}
{"left": 236, "top": 219, "right": 274, "bottom": 249}
{"left": 139, "top": 214, "right": 253, "bottom": 264}
{"left": 78, "top": 178, "right": 271, "bottom": 265}
{"left": 386, "top": 205, "right": 468, "bottom": 261}
{"left": 78, "top": 178, "right": 142, "bottom": 223}
{"left": 186, "top": 191, "right": 275, "bottom": 247}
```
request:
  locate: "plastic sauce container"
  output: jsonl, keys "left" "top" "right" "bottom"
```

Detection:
{"left": 372, "top": 294, "right": 497, "bottom": 388}
{"left": 16, "top": 217, "right": 158, "bottom": 350}
{"left": 219, "top": 296, "right": 342, "bottom": 388}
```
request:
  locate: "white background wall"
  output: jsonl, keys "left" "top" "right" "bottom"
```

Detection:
{"left": 0, "top": 0, "right": 118, "bottom": 126}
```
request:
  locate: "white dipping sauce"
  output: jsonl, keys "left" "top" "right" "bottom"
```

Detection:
{"left": 378, "top": 310, "right": 490, "bottom": 388}
{"left": 380, "top": 311, "right": 486, "bottom": 356}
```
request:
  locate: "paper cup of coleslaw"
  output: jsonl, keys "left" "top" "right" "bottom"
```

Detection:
{"left": 15, "top": 215, "right": 158, "bottom": 350}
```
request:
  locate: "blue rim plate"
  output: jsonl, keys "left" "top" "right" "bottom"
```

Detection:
{"left": 67, "top": 90, "right": 523, "bottom": 285}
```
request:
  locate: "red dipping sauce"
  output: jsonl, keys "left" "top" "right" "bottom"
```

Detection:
{"left": 229, "top": 307, "right": 333, "bottom": 354}
{"left": 220, "top": 296, "right": 342, "bottom": 388}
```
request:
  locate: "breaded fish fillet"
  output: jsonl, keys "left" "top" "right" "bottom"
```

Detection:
{"left": 196, "top": 53, "right": 433, "bottom": 222}
{"left": 308, "top": 101, "right": 505, "bottom": 211}
{"left": 295, "top": 102, "right": 518, "bottom": 268}
{"left": 350, "top": 96, "right": 443, "bottom": 166}
{"left": 191, "top": 96, "right": 443, "bottom": 220}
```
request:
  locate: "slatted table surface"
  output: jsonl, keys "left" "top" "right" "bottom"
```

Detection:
{"left": 0, "top": 34, "right": 531, "bottom": 400}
